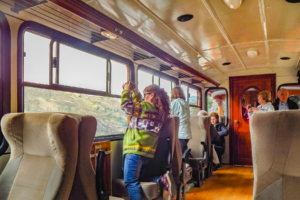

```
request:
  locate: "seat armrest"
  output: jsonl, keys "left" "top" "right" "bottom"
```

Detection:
{"left": 96, "top": 150, "right": 109, "bottom": 200}
{"left": 182, "top": 148, "right": 191, "bottom": 163}
{"left": 166, "top": 137, "right": 172, "bottom": 171}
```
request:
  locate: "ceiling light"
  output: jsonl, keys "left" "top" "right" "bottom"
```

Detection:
{"left": 202, "top": 65, "right": 211, "bottom": 70}
{"left": 280, "top": 57, "right": 291, "bottom": 60}
{"left": 223, "top": 62, "right": 231, "bottom": 66}
{"left": 177, "top": 14, "right": 193, "bottom": 22}
{"left": 286, "top": 0, "right": 300, "bottom": 3}
{"left": 223, "top": 0, "right": 242, "bottom": 9}
{"left": 247, "top": 48, "right": 259, "bottom": 58}
{"left": 100, "top": 30, "right": 118, "bottom": 39}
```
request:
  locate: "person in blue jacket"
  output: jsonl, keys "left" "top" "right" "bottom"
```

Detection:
{"left": 170, "top": 86, "right": 192, "bottom": 154}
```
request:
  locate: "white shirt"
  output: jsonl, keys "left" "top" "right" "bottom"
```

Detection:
{"left": 279, "top": 101, "right": 289, "bottom": 110}
{"left": 248, "top": 102, "right": 275, "bottom": 117}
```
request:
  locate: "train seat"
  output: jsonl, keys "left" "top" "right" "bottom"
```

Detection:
{"left": 188, "top": 115, "right": 212, "bottom": 187}
{"left": 0, "top": 113, "right": 78, "bottom": 200}
{"left": 214, "top": 115, "right": 227, "bottom": 165}
{"left": 112, "top": 116, "right": 190, "bottom": 200}
{"left": 250, "top": 110, "right": 300, "bottom": 200}
{"left": 62, "top": 113, "right": 98, "bottom": 200}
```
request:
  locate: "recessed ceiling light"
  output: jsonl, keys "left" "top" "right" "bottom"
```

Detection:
{"left": 280, "top": 57, "right": 291, "bottom": 60}
{"left": 223, "top": 62, "right": 231, "bottom": 66}
{"left": 247, "top": 48, "right": 259, "bottom": 58}
{"left": 177, "top": 14, "right": 193, "bottom": 22}
{"left": 286, "top": 0, "right": 300, "bottom": 3}
{"left": 100, "top": 30, "right": 118, "bottom": 39}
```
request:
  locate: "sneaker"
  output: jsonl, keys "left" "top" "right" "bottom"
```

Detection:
{"left": 159, "top": 171, "right": 177, "bottom": 197}
{"left": 185, "top": 183, "right": 194, "bottom": 193}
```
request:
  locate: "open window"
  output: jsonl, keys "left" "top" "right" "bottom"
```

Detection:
{"left": 205, "top": 87, "right": 229, "bottom": 126}
{"left": 137, "top": 65, "right": 178, "bottom": 99}
{"left": 181, "top": 82, "right": 201, "bottom": 116}
{"left": 19, "top": 22, "right": 134, "bottom": 139}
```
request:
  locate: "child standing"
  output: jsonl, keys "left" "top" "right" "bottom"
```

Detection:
{"left": 121, "top": 81, "right": 176, "bottom": 199}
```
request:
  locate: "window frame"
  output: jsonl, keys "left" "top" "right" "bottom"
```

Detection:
{"left": 278, "top": 83, "right": 300, "bottom": 91}
{"left": 205, "top": 87, "right": 229, "bottom": 127}
{"left": 0, "top": 12, "right": 11, "bottom": 156}
{"left": 181, "top": 81, "right": 202, "bottom": 109}
{"left": 18, "top": 21, "right": 134, "bottom": 109}
{"left": 18, "top": 21, "right": 134, "bottom": 140}
{"left": 137, "top": 65, "right": 179, "bottom": 86}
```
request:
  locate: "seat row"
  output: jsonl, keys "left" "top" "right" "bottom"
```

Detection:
{"left": 0, "top": 113, "right": 193, "bottom": 200}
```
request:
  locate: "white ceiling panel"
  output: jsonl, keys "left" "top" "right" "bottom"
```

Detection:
{"left": 265, "top": 0, "right": 300, "bottom": 40}
{"left": 201, "top": 46, "right": 244, "bottom": 72}
{"left": 269, "top": 41, "right": 300, "bottom": 68}
{"left": 139, "top": 0, "right": 228, "bottom": 50}
{"left": 234, "top": 42, "right": 268, "bottom": 68}
{"left": 209, "top": 0, "right": 265, "bottom": 44}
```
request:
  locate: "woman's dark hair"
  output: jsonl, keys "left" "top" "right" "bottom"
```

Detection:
{"left": 171, "top": 86, "right": 186, "bottom": 100}
{"left": 144, "top": 84, "right": 170, "bottom": 122}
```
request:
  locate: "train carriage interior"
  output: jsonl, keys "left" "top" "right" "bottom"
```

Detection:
{"left": 1, "top": 0, "right": 300, "bottom": 199}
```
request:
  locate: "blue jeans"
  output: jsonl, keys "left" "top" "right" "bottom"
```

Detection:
{"left": 124, "top": 154, "right": 160, "bottom": 200}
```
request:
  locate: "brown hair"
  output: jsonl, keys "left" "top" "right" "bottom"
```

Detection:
{"left": 171, "top": 86, "right": 186, "bottom": 100}
{"left": 258, "top": 90, "right": 272, "bottom": 102}
{"left": 143, "top": 84, "right": 170, "bottom": 122}
{"left": 210, "top": 112, "right": 219, "bottom": 121}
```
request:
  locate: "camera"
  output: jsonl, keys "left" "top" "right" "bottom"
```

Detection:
{"left": 122, "top": 81, "right": 136, "bottom": 90}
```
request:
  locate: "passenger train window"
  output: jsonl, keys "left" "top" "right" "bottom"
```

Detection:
{"left": 24, "top": 87, "right": 127, "bottom": 136}
{"left": 22, "top": 29, "right": 132, "bottom": 138}
{"left": 59, "top": 43, "right": 107, "bottom": 91}
{"left": 138, "top": 70, "right": 152, "bottom": 92}
{"left": 137, "top": 66, "right": 177, "bottom": 100}
{"left": 160, "top": 78, "right": 172, "bottom": 99}
{"left": 111, "top": 60, "right": 128, "bottom": 95}
{"left": 278, "top": 84, "right": 300, "bottom": 108}
{"left": 181, "top": 83, "right": 201, "bottom": 116}
{"left": 206, "top": 88, "right": 228, "bottom": 126}
{"left": 24, "top": 32, "right": 50, "bottom": 85}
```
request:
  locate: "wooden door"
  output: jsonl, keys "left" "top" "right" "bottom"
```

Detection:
{"left": 229, "top": 74, "right": 276, "bottom": 165}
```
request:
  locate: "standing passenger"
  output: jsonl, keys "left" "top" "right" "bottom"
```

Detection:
{"left": 272, "top": 88, "right": 299, "bottom": 110}
{"left": 170, "top": 86, "right": 192, "bottom": 154}
{"left": 121, "top": 82, "right": 176, "bottom": 199}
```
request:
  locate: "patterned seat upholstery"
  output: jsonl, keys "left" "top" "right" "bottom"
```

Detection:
{"left": 251, "top": 110, "right": 300, "bottom": 200}
{"left": 0, "top": 113, "right": 78, "bottom": 200}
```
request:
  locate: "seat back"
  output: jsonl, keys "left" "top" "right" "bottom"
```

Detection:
{"left": 189, "top": 116, "right": 211, "bottom": 159}
{"left": 219, "top": 115, "right": 226, "bottom": 124}
{"left": 64, "top": 113, "right": 98, "bottom": 200}
{"left": 141, "top": 116, "right": 181, "bottom": 182}
{"left": 250, "top": 110, "right": 300, "bottom": 200}
{"left": 0, "top": 113, "right": 78, "bottom": 200}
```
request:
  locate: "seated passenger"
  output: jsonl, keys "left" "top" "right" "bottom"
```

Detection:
{"left": 197, "top": 110, "right": 220, "bottom": 142}
{"left": 121, "top": 81, "right": 176, "bottom": 199}
{"left": 248, "top": 90, "right": 275, "bottom": 117}
{"left": 210, "top": 112, "right": 228, "bottom": 166}
{"left": 170, "top": 86, "right": 192, "bottom": 154}
{"left": 198, "top": 110, "right": 221, "bottom": 166}
{"left": 273, "top": 88, "right": 299, "bottom": 110}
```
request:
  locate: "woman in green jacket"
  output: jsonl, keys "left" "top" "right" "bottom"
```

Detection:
{"left": 121, "top": 81, "right": 175, "bottom": 199}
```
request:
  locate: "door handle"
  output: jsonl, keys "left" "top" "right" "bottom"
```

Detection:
{"left": 234, "top": 120, "right": 239, "bottom": 123}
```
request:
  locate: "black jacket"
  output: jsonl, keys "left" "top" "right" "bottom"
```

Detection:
{"left": 212, "top": 122, "right": 228, "bottom": 147}
{"left": 272, "top": 98, "right": 299, "bottom": 110}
